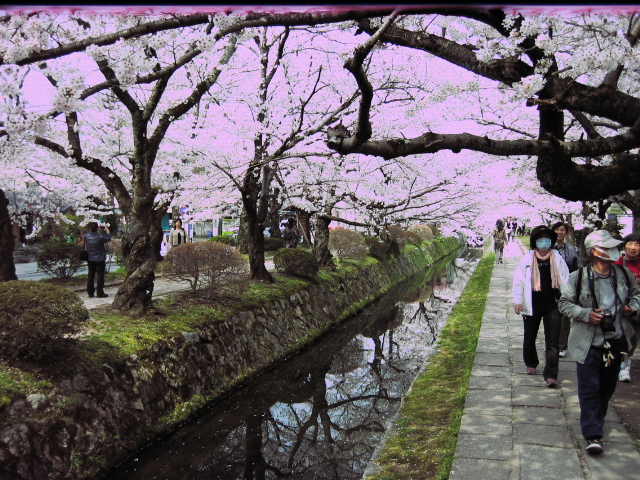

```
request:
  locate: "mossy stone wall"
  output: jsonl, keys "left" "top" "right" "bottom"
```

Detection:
{"left": 0, "top": 238, "right": 461, "bottom": 480}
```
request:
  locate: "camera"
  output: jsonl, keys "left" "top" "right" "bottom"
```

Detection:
{"left": 600, "top": 309, "right": 615, "bottom": 332}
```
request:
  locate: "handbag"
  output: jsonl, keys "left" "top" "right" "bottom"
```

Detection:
{"left": 79, "top": 235, "right": 89, "bottom": 261}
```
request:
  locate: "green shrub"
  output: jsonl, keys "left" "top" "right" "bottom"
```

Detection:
{"left": 329, "top": 228, "right": 368, "bottom": 260}
{"left": 209, "top": 235, "right": 237, "bottom": 247}
{"left": 163, "top": 241, "right": 248, "bottom": 296}
{"left": 365, "top": 237, "right": 391, "bottom": 262}
{"left": 0, "top": 281, "right": 89, "bottom": 360}
{"left": 387, "top": 225, "right": 422, "bottom": 248}
{"left": 273, "top": 248, "right": 319, "bottom": 278}
{"left": 264, "top": 236, "right": 285, "bottom": 251}
{"left": 408, "top": 224, "right": 434, "bottom": 241}
{"left": 36, "top": 239, "right": 84, "bottom": 278}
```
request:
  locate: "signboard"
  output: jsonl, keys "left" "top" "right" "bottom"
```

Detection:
{"left": 179, "top": 206, "right": 188, "bottom": 215}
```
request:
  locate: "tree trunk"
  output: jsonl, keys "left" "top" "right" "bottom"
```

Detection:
{"left": 313, "top": 215, "right": 335, "bottom": 269}
{"left": 0, "top": 189, "right": 18, "bottom": 282}
{"left": 297, "top": 210, "right": 312, "bottom": 247}
{"left": 267, "top": 187, "right": 283, "bottom": 239}
{"left": 150, "top": 216, "right": 165, "bottom": 261}
{"left": 237, "top": 212, "right": 249, "bottom": 254}
{"left": 634, "top": 210, "right": 640, "bottom": 234}
{"left": 112, "top": 206, "right": 163, "bottom": 312}
{"left": 246, "top": 209, "right": 273, "bottom": 282}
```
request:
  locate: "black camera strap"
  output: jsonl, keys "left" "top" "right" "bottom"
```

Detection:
{"left": 587, "top": 265, "right": 621, "bottom": 310}
{"left": 587, "top": 267, "right": 598, "bottom": 310}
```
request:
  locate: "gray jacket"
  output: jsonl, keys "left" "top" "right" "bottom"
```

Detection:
{"left": 553, "top": 241, "right": 582, "bottom": 273}
{"left": 85, "top": 231, "right": 112, "bottom": 262}
{"left": 558, "top": 265, "right": 640, "bottom": 363}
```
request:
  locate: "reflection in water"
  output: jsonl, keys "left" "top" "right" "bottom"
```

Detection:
{"left": 104, "top": 250, "right": 481, "bottom": 480}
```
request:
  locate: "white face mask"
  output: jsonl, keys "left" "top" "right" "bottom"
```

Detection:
{"left": 593, "top": 246, "right": 620, "bottom": 262}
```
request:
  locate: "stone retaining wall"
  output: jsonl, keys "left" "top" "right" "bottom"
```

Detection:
{"left": 0, "top": 238, "right": 461, "bottom": 479}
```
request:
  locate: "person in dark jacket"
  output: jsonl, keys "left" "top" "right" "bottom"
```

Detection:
{"left": 85, "top": 222, "right": 112, "bottom": 298}
{"left": 283, "top": 218, "right": 300, "bottom": 248}
{"left": 552, "top": 221, "right": 583, "bottom": 358}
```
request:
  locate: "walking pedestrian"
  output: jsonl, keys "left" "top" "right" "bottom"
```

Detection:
{"left": 615, "top": 233, "right": 640, "bottom": 382}
{"left": 491, "top": 219, "right": 507, "bottom": 264}
{"left": 505, "top": 219, "right": 513, "bottom": 243}
{"left": 558, "top": 230, "right": 640, "bottom": 454}
{"left": 552, "top": 221, "right": 583, "bottom": 358}
{"left": 512, "top": 225, "right": 570, "bottom": 387}
{"left": 85, "top": 222, "right": 112, "bottom": 298}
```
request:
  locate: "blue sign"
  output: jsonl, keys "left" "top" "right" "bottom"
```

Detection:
{"left": 179, "top": 206, "right": 188, "bottom": 214}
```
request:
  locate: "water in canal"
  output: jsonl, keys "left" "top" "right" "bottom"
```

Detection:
{"left": 104, "top": 249, "right": 482, "bottom": 480}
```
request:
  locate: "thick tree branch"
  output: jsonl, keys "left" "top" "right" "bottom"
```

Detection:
{"left": 32, "top": 135, "right": 131, "bottom": 206}
{"left": 3, "top": 8, "right": 459, "bottom": 67}
{"left": 327, "top": 124, "right": 640, "bottom": 159}
{"left": 357, "top": 19, "right": 534, "bottom": 85}
{"left": 342, "top": 11, "right": 400, "bottom": 149}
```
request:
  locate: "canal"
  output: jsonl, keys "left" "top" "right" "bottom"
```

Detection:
{"left": 103, "top": 248, "right": 482, "bottom": 480}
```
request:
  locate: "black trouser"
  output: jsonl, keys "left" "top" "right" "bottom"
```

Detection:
{"left": 559, "top": 314, "right": 571, "bottom": 351}
{"left": 522, "top": 304, "right": 561, "bottom": 380}
{"left": 87, "top": 260, "right": 106, "bottom": 296}
{"left": 577, "top": 345, "right": 622, "bottom": 440}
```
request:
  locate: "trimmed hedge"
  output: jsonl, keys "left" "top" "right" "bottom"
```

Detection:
{"left": 387, "top": 225, "right": 422, "bottom": 248}
{"left": 273, "top": 248, "right": 319, "bottom": 278}
{"left": 163, "top": 242, "right": 248, "bottom": 295}
{"left": 329, "top": 227, "right": 368, "bottom": 260}
{"left": 0, "top": 281, "right": 90, "bottom": 360}
{"left": 208, "top": 235, "right": 237, "bottom": 247}
{"left": 408, "top": 224, "right": 434, "bottom": 241}
{"left": 264, "top": 236, "right": 285, "bottom": 251}
{"left": 365, "top": 237, "right": 392, "bottom": 262}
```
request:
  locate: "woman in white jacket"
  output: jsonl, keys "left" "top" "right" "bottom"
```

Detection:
{"left": 512, "top": 225, "right": 570, "bottom": 387}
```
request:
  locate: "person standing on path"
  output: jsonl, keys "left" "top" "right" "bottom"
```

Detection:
{"left": 283, "top": 218, "right": 300, "bottom": 248}
{"left": 552, "top": 221, "right": 583, "bottom": 358}
{"left": 512, "top": 225, "right": 570, "bottom": 388}
{"left": 491, "top": 219, "right": 507, "bottom": 264}
{"left": 615, "top": 233, "right": 640, "bottom": 382}
{"left": 85, "top": 222, "right": 112, "bottom": 298}
{"left": 558, "top": 230, "right": 640, "bottom": 454}
{"left": 167, "top": 219, "right": 187, "bottom": 251}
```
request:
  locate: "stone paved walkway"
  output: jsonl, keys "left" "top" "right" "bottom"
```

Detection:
{"left": 449, "top": 240, "right": 640, "bottom": 479}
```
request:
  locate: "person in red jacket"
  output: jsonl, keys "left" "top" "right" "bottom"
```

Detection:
{"left": 615, "top": 233, "right": 640, "bottom": 382}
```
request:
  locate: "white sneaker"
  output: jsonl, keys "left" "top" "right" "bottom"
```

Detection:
{"left": 559, "top": 350, "right": 566, "bottom": 358}
{"left": 619, "top": 367, "right": 631, "bottom": 383}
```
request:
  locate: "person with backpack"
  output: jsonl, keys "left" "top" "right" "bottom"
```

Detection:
{"left": 558, "top": 230, "right": 640, "bottom": 454}
{"left": 615, "top": 233, "right": 640, "bottom": 382}
{"left": 512, "top": 225, "right": 570, "bottom": 388}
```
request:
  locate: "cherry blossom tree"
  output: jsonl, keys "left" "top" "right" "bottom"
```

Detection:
{"left": 322, "top": 8, "right": 640, "bottom": 202}
{"left": 172, "top": 24, "right": 360, "bottom": 281}
{"left": 4, "top": 5, "right": 640, "bottom": 301}
{"left": 1, "top": 12, "right": 245, "bottom": 310}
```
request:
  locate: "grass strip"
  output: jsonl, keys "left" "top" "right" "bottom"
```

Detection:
{"left": 366, "top": 252, "right": 495, "bottom": 480}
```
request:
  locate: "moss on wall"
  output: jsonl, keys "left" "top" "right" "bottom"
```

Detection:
{"left": 0, "top": 237, "right": 463, "bottom": 480}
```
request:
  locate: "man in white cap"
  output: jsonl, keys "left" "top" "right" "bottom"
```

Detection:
{"left": 559, "top": 230, "right": 640, "bottom": 454}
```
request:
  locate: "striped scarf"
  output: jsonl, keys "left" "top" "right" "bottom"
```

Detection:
{"left": 531, "top": 249, "right": 562, "bottom": 292}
